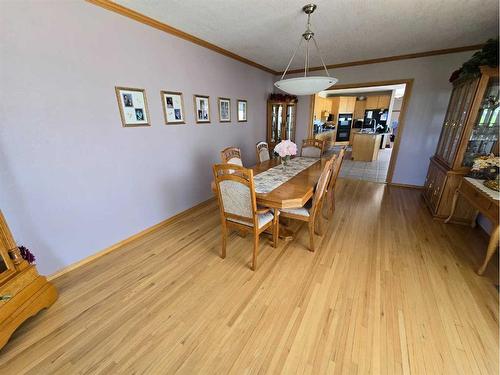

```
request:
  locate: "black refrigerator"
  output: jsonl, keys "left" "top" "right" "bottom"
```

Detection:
{"left": 363, "top": 109, "right": 389, "bottom": 131}
{"left": 335, "top": 113, "right": 353, "bottom": 142}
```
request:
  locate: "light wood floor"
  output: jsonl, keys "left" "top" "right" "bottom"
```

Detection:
{"left": 0, "top": 179, "right": 498, "bottom": 374}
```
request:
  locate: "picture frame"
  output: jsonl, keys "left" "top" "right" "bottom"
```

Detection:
{"left": 218, "top": 97, "right": 231, "bottom": 122}
{"left": 237, "top": 99, "right": 248, "bottom": 122}
{"left": 161, "top": 90, "right": 185, "bottom": 125}
{"left": 115, "top": 86, "right": 151, "bottom": 127}
{"left": 194, "top": 95, "right": 211, "bottom": 123}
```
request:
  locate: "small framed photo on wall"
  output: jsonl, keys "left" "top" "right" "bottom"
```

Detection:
{"left": 115, "top": 86, "right": 150, "bottom": 127}
{"left": 218, "top": 97, "right": 231, "bottom": 122}
{"left": 237, "top": 99, "right": 247, "bottom": 122}
{"left": 194, "top": 95, "right": 210, "bottom": 123}
{"left": 161, "top": 91, "right": 185, "bottom": 124}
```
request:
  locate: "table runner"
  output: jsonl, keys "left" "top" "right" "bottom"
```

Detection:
{"left": 464, "top": 177, "right": 500, "bottom": 201}
{"left": 254, "top": 157, "right": 319, "bottom": 194}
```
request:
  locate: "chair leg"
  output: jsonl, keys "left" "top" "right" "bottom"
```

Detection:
{"left": 221, "top": 224, "right": 227, "bottom": 259}
{"left": 308, "top": 222, "right": 315, "bottom": 252}
{"left": 252, "top": 231, "right": 259, "bottom": 270}
{"left": 272, "top": 214, "right": 279, "bottom": 248}
{"left": 315, "top": 212, "right": 323, "bottom": 236}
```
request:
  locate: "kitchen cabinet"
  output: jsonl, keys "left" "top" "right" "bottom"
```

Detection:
{"left": 365, "top": 95, "right": 391, "bottom": 109}
{"left": 423, "top": 66, "right": 498, "bottom": 223}
{"left": 338, "top": 97, "right": 356, "bottom": 113}
{"left": 377, "top": 95, "right": 391, "bottom": 109}
{"left": 365, "top": 96, "right": 379, "bottom": 109}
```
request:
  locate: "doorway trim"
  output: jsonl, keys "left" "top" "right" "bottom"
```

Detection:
{"left": 308, "top": 78, "right": 414, "bottom": 184}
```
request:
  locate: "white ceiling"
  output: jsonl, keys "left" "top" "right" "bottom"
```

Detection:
{"left": 113, "top": 0, "right": 498, "bottom": 72}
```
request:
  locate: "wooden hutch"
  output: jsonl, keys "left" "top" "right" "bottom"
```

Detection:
{"left": 267, "top": 95, "right": 297, "bottom": 152}
{"left": 423, "top": 66, "right": 499, "bottom": 222}
{"left": 0, "top": 210, "right": 57, "bottom": 349}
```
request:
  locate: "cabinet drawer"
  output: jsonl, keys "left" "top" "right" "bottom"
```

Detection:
{"left": 460, "top": 181, "right": 493, "bottom": 213}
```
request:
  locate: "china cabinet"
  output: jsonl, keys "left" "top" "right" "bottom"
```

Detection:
{"left": 423, "top": 66, "right": 499, "bottom": 222}
{"left": 267, "top": 99, "right": 297, "bottom": 152}
{"left": 0, "top": 210, "right": 57, "bottom": 350}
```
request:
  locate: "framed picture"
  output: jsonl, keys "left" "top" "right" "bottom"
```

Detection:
{"left": 218, "top": 97, "right": 231, "bottom": 122}
{"left": 194, "top": 95, "right": 210, "bottom": 123}
{"left": 161, "top": 91, "right": 185, "bottom": 124}
{"left": 237, "top": 99, "right": 247, "bottom": 122}
{"left": 115, "top": 86, "right": 150, "bottom": 127}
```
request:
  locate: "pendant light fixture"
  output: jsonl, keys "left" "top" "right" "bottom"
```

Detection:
{"left": 274, "top": 4, "right": 338, "bottom": 96}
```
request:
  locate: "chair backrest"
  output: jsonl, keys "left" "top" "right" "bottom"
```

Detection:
{"left": 256, "top": 141, "right": 270, "bottom": 163}
{"left": 301, "top": 139, "right": 324, "bottom": 158}
{"left": 327, "top": 147, "right": 346, "bottom": 192}
{"left": 213, "top": 164, "right": 257, "bottom": 226}
{"left": 310, "top": 157, "right": 334, "bottom": 218}
{"left": 220, "top": 147, "right": 243, "bottom": 166}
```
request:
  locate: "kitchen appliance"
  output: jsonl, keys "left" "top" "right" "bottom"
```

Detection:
{"left": 364, "top": 109, "right": 389, "bottom": 131}
{"left": 336, "top": 113, "right": 353, "bottom": 142}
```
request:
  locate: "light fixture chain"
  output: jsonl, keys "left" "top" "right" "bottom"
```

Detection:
{"left": 280, "top": 36, "right": 304, "bottom": 80}
{"left": 305, "top": 40, "right": 310, "bottom": 77}
{"left": 311, "top": 36, "right": 331, "bottom": 77}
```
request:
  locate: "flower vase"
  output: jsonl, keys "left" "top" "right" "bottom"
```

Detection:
{"left": 281, "top": 155, "right": 290, "bottom": 171}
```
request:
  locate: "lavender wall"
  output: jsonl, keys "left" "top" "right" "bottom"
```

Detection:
{"left": 0, "top": 1, "right": 274, "bottom": 275}
{"left": 288, "top": 51, "right": 475, "bottom": 186}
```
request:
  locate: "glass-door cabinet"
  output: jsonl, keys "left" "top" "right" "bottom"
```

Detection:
{"left": 459, "top": 75, "right": 499, "bottom": 168}
{"left": 267, "top": 99, "right": 297, "bottom": 153}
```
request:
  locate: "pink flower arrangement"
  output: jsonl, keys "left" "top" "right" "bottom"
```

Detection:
{"left": 274, "top": 140, "right": 297, "bottom": 158}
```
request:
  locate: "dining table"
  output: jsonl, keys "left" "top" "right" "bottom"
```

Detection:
{"left": 212, "top": 155, "right": 335, "bottom": 240}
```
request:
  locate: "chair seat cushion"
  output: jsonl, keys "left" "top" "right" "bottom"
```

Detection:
{"left": 280, "top": 206, "right": 310, "bottom": 217}
{"left": 228, "top": 211, "right": 274, "bottom": 228}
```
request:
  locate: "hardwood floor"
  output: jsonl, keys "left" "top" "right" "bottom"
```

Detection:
{"left": 0, "top": 179, "right": 498, "bottom": 374}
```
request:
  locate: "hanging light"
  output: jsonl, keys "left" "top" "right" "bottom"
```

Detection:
{"left": 274, "top": 4, "right": 338, "bottom": 96}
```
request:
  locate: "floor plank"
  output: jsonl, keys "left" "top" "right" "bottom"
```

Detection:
{"left": 0, "top": 179, "right": 498, "bottom": 374}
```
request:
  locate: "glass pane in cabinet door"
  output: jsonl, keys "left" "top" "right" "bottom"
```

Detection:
{"left": 0, "top": 255, "right": 7, "bottom": 274}
{"left": 443, "top": 81, "right": 474, "bottom": 165}
{"left": 446, "top": 78, "right": 480, "bottom": 165}
{"left": 462, "top": 77, "right": 499, "bottom": 167}
{"left": 436, "top": 83, "right": 464, "bottom": 160}
{"left": 271, "top": 104, "right": 283, "bottom": 143}
{"left": 285, "top": 105, "right": 295, "bottom": 141}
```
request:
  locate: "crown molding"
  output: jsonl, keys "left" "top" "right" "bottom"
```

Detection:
{"left": 279, "top": 44, "right": 484, "bottom": 75}
{"left": 86, "top": 0, "right": 279, "bottom": 75}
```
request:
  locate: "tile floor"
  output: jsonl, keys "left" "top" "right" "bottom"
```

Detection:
{"left": 338, "top": 146, "right": 392, "bottom": 183}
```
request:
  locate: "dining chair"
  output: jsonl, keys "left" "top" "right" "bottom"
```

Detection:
{"left": 220, "top": 146, "right": 243, "bottom": 166}
{"left": 301, "top": 139, "right": 324, "bottom": 158}
{"left": 256, "top": 141, "right": 270, "bottom": 163}
{"left": 213, "top": 164, "right": 279, "bottom": 270}
{"left": 279, "top": 157, "right": 334, "bottom": 252}
{"left": 323, "top": 147, "right": 346, "bottom": 219}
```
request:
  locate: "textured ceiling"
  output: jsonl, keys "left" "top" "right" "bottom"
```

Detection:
{"left": 113, "top": 0, "right": 499, "bottom": 72}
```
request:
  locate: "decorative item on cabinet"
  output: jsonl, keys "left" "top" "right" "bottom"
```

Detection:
{"left": 267, "top": 95, "right": 297, "bottom": 152}
{"left": 0, "top": 210, "right": 58, "bottom": 350}
{"left": 423, "top": 65, "right": 499, "bottom": 223}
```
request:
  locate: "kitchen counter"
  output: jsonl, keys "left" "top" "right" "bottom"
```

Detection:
{"left": 351, "top": 131, "right": 383, "bottom": 161}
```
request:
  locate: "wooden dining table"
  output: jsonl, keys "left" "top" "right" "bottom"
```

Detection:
{"left": 251, "top": 157, "right": 330, "bottom": 209}
{"left": 212, "top": 155, "right": 334, "bottom": 240}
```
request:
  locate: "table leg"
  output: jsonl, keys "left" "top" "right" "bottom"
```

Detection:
{"left": 263, "top": 224, "right": 294, "bottom": 241}
{"left": 478, "top": 225, "right": 500, "bottom": 275}
{"left": 444, "top": 188, "right": 460, "bottom": 224}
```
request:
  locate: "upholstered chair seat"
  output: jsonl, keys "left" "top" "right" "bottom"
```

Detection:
{"left": 280, "top": 206, "right": 310, "bottom": 217}
{"left": 228, "top": 211, "right": 274, "bottom": 228}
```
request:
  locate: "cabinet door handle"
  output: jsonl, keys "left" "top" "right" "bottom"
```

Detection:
{"left": 0, "top": 294, "right": 12, "bottom": 301}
